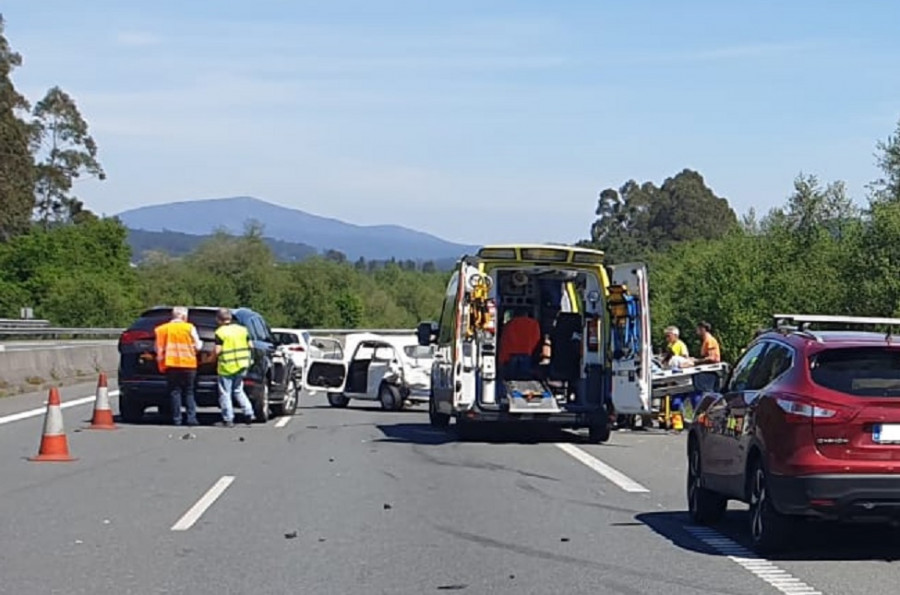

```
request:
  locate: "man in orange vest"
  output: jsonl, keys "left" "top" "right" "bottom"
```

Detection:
{"left": 155, "top": 306, "right": 204, "bottom": 426}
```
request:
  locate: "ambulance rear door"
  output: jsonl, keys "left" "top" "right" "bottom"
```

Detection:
{"left": 606, "top": 263, "right": 652, "bottom": 415}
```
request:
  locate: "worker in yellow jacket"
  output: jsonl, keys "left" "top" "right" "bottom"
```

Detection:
{"left": 214, "top": 308, "right": 256, "bottom": 427}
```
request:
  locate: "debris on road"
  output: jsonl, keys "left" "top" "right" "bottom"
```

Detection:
{"left": 328, "top": 457, "right": 335, "bottom": 462}
{"left": 284, "top": 531, "right": 298, "bottom": 539}
{"left": 181, "top": 433, "right": 196, "bottom": 440}
{"left": 560, "top": 537, "right": 570, "bottom": 542}
{"left": 383, "top": 503, "right": 392, "bottom": 510}
{"left": 436, "top": 585, "right": 467, "bottom": 591}
{"left": 238, "top": 437, "right": 245, "bottom": 442}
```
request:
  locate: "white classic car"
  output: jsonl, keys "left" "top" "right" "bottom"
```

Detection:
{"left": 303, "top": 332, "right": 434, "bottom": 410}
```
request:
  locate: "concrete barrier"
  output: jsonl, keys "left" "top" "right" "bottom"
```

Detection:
{"left": 0, "top": 344, "right": 118, "bottom": 397}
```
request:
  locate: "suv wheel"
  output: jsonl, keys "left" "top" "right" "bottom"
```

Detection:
{"left": 687, "top": 440, "right": 726, "bottom": 524}
{"left": 327, "top": 392, "right": 350, "bottom": 408}
{"left": 429, "top": 392, "right": 450, "bottom": 428}
{"left": 271, "top": 376, "right": 299, "bottom": 417}
{"left": 253, "top": 383, "right": 270, "bottom": 423}
{"left": 748, "top": 460, "right": 791, "bottom": 553}
{"left": 379, "top": 383, "right": 403, "bottom": 411}
{"left": 119, "top": 397, "right": 144, "bottom": 424}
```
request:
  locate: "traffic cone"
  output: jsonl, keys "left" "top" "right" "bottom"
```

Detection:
{"left": 29, "top": 387, "right": 76, "bottom": 462}
{"left": 88, "top": 373, "right": 117, "bottom": 430}
{"left": 672, "top": 411, "right": 684, "bottom": 431}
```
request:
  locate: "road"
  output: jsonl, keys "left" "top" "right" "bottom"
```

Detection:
{"left": 0, "top": 339, "right": 117, "bottom": 352}
{"left": 2, "top": 382, "right": 900, "bottom": 594}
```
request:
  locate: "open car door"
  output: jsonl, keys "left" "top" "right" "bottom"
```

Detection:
{"left": 606, "top": 262, "right": 652, "bottom": 415}
{"left": 303, "top": 358, "right": 347, "bottom": 392}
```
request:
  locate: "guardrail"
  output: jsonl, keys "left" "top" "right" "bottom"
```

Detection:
{"left": 0, "top": 318, "right": 51, "bottom": 329}
{"left": 0, "top": 327, "right": 126, "bottom": 339}
{"left": 0, "top": 327, "right": 414, "bottom": 341}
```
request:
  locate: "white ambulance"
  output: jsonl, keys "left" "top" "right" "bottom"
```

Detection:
{"left": 416, "top": 244, "right": 652, "bottom": 442}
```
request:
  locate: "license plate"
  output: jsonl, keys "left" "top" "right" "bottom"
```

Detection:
{"left": 873, "top": 424, "right": 900, "bottom": 444}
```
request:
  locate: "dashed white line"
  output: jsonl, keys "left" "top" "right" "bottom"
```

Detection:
{"left": 685, "top": 526, "right": 823, "bottom": 595}
{"left": 0, "top": 390, "right": 120, "bottom": 427}
{"left": 171, "top": 475, "right": 235, "bottom": 531}
{"left": 273, "top": 416, "right": 292, "bottom": 428}
{"left": 554, "top": 442, "right": 650, "bottom": 493}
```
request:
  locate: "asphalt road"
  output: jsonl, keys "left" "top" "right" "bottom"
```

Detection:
{"left": 2, "top": 382, "right": 900, "bottom": 594}
{"left": 0, "top": 339, "right": 117, "bottom": 352}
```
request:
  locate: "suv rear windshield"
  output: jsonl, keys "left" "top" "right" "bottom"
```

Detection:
{"left": 273, "top": 332, "right": 299, "bottom": 345}
{"left": 810, "top": 347, "right": 900, "bottom": 396}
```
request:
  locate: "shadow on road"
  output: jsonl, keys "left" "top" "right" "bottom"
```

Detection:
{"left": 374, "top": 421, "right": 601, "bottom": 446}
{"left": 638, "top": 510, "right": 900, "bottom": 562}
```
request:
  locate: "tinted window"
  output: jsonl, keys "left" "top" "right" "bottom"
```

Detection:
{"left": 746, "top": 343, "right": 793, "bottom": 390}
{"left": 727, "top": 342, "right": 768, "bottom": 392}
{"left": 811, "top": 347, "right": 900, "bottom": 397}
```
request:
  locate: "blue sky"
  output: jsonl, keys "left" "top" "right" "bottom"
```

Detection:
{"left": 3, "top": 0, "right": 899, "bottom": 244}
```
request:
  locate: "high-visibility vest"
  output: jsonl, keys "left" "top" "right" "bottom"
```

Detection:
{"left": 215, "top": 323, "right": 252, "bottom": 376}
{"left": 155, "top": 320, "right": 199, "bottom": 371}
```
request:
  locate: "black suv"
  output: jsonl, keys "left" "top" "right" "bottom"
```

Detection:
{"left": 117, "top": 306, "right": 299, "bottom": 424}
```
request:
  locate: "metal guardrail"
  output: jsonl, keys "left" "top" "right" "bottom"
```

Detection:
{"left": 0, "top": 327, "right": 126, "bottom": 339}
{"left": 0, "top": 327, "right": 413, "bottom": 341}
{"left": 0, "top": 318, "right": 51, "bottom": 329}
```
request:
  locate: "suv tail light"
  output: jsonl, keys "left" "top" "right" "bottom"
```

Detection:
{"left": 120, "top": 329, "right": 153, "bottom": 345}
{"left": 775, "top": 394, "right": 851, "bottom": 425}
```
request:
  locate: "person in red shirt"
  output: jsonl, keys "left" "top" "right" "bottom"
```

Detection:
{"left": 499, "top": 309, "right": 542, "bottom": 374}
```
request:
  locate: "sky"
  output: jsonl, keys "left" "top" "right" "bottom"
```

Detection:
{"left": 3, "top": 0, "right": 900, "bottom": 245}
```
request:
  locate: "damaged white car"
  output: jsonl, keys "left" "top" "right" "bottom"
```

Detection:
{"left": 303, "top": 332, "right": 434, "bottom": 410}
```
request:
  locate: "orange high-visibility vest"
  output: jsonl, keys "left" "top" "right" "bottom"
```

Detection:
{"left": 155, "top": 320, "right": 198, "bottom": 372}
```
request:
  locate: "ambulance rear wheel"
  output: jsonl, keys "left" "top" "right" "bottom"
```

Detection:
{"left": 429, "top": 395, "right": 450, "bottom": 428}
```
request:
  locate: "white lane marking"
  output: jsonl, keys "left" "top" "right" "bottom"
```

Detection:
{"left": 273, "top": 416, "right": 291, "bottom": 428}
{"left": 171, "top": 475, "right": 235, "bottom": 531}
{"left": 685, "top": 526, "right": 823, "bottom": 595}
{"left": 0, "top": 390, "right": 120, "bottom": 427}
{"left": 554, "top": 442, "right": 650, "bottom": 493}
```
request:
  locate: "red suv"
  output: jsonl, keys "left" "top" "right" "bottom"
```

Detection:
{"left": 687, "top": 314, "right": 900, "bottom": 553}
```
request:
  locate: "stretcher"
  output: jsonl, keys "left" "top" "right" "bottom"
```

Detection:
{"left": 651, "top": 362, "right": 730, "bottom": 429}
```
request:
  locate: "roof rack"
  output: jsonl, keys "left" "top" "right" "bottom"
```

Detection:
{"left": 771, "top": 314, "right": 900, "bottom": 342}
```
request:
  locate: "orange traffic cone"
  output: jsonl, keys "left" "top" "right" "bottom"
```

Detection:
{"left": 29, "top": 387, "right": 76, "bottom": 462}
{"left": 88, "top": 373, "right": 117, "bottom": 430}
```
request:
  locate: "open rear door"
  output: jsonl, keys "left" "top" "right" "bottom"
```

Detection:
{"left": 303, "top": 359, "right": 347, "bottom": 392}
{"left": 607, "top": 262, "right": 652, "bottom": 415}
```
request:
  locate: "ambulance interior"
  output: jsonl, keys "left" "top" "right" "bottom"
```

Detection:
{"left": 490, "top": 267, "right": 603, "bottom": 406}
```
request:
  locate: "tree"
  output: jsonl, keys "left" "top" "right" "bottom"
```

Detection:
{"left": 31, "top": 86, "right": 105, "bottom": 225}
{"left": 0, "top": 16, "right": 35, "bottom": 241}
{"left": 587, "top": 169, "right": 737, "bottom": 262}
{"left": 869, "top": 117, "right": 900, "bottom": 204}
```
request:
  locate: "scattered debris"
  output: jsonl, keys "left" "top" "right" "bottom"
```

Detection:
{"left": 383, "top": 503, "right": 392, "bottom": 510}
{"left": 328, "top": 458, "right": 335, "bottom": 463}
{"left": 238, "top": 437, "right": 245, "bottom": 442}
{"left": 306, "top": 425, "right": 319, "bottom": 429}
{"left": 103, "top": 519, "right": 111, "bottom": 525}
{"left": 75, "top": 540, "right": 83, "bottom": 545}
{"left": 436, "top": 585, "right": 467, "bottom": 591}
{"left": 318, "top": 538, "right": 326, "bottom": 543}
{"left": 560, "top": 537, "right": 570, "bottom": 543}
{"left": 509, "top": 575, "right": 515, "bottom": 580}
{"left": 181, "top": 433, "right": 196, "bottom": 440}
{"left": 284, "top": 531, "right": 298, "bottom": 539}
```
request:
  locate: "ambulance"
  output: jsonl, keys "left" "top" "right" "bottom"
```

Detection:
{"left": 417, "top": 244, "right": 652, "bottom": 442}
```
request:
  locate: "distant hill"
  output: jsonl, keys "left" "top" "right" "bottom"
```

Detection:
{"left": 117, "top": 196, "right": 477, "bottom": 261}
{"left": 127, "top": 228, "right": 317, "bottom": 262}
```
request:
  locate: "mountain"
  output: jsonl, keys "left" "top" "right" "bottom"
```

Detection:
{"left": 127, "top": 228, "right": 318, "bottom": 262}
{"left": 117, "top": 196, "right": 477, "bottom": 261}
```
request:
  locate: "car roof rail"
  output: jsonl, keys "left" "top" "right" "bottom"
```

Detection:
{"left": 772, "top": 314, "right": 900, "bottom": 341}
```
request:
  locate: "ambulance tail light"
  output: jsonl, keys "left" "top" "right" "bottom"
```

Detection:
{"left": 587, "top": 316, "right": 599, "bottom": 352}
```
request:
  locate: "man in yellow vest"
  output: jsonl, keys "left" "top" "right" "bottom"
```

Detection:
{"left": 214, "top": 308, "right": 255, "bottom": 427}
{"left": 155, "top": 306, "right": 203, "bottom": 426}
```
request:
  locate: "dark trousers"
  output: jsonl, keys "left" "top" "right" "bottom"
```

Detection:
{"left": 167, "top": 368, "right": 197, "bottom": 425}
